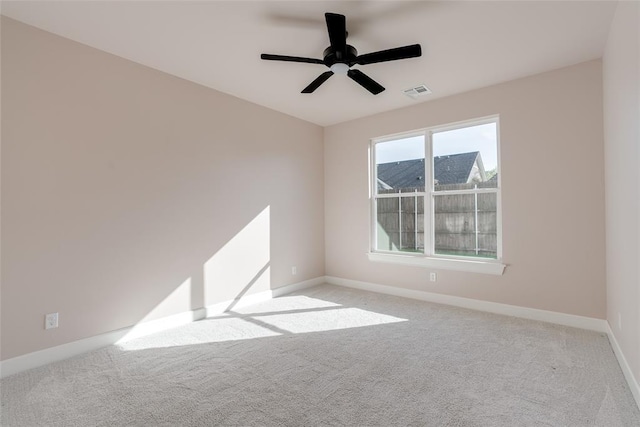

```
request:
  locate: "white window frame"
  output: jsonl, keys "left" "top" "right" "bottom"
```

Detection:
{"left": 368, "top": 115, "right": 506, "bottom": 275}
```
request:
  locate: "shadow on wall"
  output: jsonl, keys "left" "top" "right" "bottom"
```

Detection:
{"left": 116, "top": 206, "right": 272, "bottom": 343}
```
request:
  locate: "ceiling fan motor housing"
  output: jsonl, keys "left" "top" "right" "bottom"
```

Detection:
{"left": 260, "top": 12, "right": 422, "bottom": 95}
{"left": 323, "top": 45, "right": 358, "bottom": 67}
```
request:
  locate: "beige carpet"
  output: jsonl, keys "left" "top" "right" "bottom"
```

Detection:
{"left": 2, "top": 284, "right": 639, "bottom": 426}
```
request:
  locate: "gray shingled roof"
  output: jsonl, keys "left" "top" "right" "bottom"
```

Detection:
{"left": 377, "top": 158, "right": 426, "bottom": 191}
{"left": 434, "top": 152, "right": 480, "bottom": 185}
{"left": 377, "top": 152, "right": 480, "bottom": 190}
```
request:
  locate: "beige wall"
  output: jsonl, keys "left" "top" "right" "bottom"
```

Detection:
{"left": 603, "top": 1, "right": 640, "bottom": 387}
{"left": 325, "top": 60, "right": 606, "bottom": 319}
{"left": 1, "top": 18, "right": 325, "bottom": 360}
{"left": 0, "top": 14, "right": 619, "bottom": 366}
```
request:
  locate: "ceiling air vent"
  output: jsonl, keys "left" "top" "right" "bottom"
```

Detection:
{"left": 403, "top": 84, "right": 432, "bottom": 99}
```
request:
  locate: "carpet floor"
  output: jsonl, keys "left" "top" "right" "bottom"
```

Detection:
{"left": 2, "top": 284, "right": 639, "bottom": 426}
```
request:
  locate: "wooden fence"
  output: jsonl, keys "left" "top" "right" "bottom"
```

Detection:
{"left": 376, "top": 182, "right": 498, "bottom": 258}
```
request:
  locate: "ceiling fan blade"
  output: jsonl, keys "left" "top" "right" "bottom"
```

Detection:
{"left": 325, "top": 13, "right": 347, "bottom": 53}
{"left": 302, "top": 71, "right": 334, "bottom": 93}
{"left": 261, "top": 54, "right": 324, "bottom": 65}
{"left": 355, "top": 44, "right": 422, "bottom": 65}
{"left": 347, "top": 69, "right": 385, "bottom": 95}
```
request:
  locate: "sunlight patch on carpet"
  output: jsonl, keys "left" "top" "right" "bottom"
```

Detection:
{"left": 253, "top": 307, "right": 407, "bottom": 334}
{"left": 116, "top": 296, "right": 406, "bottom": 351}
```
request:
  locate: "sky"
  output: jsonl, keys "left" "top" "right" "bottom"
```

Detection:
{"left": 375, "top": 122, "right": 498, "bottom": 171}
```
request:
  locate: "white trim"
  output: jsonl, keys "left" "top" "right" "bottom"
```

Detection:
{"left": 205, "top": 290, "right": 274, "bottom": 317}
{"left": 606, "top": 325, "right": 640, "bottom": 410}
{"left": 373, "top": 115, "right": 500, "bottom": 142}
{"left": 205, "top": 276, "right": 324, "bottom": 317}
{"left": 0, "top": 328, "right": 130, "bottom": 379}
{"left": 494, "top": 116, "right": 503, "bottom": 260}
{"left": 6, "top": 273, "right": 638, "bottom": 415}
{"left": 272, "top": 276, "right": 325, "bottom": 297}
{"left": 432, "top": 187, "right": 499, "bottom": 196}
{"left": 373, "top": 129, "right": 426, "bottom": 144}
{"left": 425, "top": 130, "right": 433, "bottom": 256}
{"left": 367, "top": 252, "right": 506, "bottom": 275}
{"left": 375, "top": 191, "right": 427, "bottom": 199}
{"left": 370, "top": 115, "right": 502, "bottom": 262}
{"left": 369, "top": 143, "right": 376, "bottom": 251}
{"left": 0, "top": 277, "right": 324, "bottom": 378}
{"left": 429, "top": 115, "right": 501, "bottom": 135}
{"left": 328, "top": 275, "right": 639, "bottom": 411}
{"left": 325, "top": 276, "right": 607, "bottom": 332}
{"left": 117, "top": 308, "right": 207, "bottom": 343}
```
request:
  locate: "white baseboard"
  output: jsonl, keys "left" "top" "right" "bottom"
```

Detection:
{"left": 5, "top": 273, "right": 637, "bottom": 414}
{"left": 272, "top": 276, "right": 326, "bottom": 297}
{"left": 116, "top": 308, "right": 209, "bottom": 343}
{"left": 325, "top": 275, "right": 640, "bottom": 411}
{"left": 204, "top": 276, "right": 324, "bottom": 317}
{"left": 0, "top": 277, "right": 324, "bottom": 379}
{"left": 606, "top": 325, "right": 640, "bottom": 410}
{"left": 325, "top": 276, "right": 609, "bottom": 333}
{"left": 0, "top": 328, "right": 130, "bottom": 380}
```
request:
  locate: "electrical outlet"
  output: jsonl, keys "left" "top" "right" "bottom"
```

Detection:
{"left": 429, "top": 272, "right": 437, "bottom": 282}
{"left": 291, "top": 266, "right": 297, "bottom": 276}
{"left": 45, "top": 312, "right": 59, "bottom": 330}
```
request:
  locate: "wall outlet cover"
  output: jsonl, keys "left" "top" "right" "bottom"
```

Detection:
{"left": 45, "top": 313, "right": 59, "bottom": 329}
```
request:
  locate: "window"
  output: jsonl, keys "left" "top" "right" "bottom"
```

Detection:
{"left": 370, "top": 116, "right": 504, "bottom": 274}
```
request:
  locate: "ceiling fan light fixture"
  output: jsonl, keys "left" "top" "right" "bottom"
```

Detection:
{"left": 261, "top": 12, "right": 422, "bottom": 94}
{"left": 330, "top": 63, "right": 349, "bottom": 75}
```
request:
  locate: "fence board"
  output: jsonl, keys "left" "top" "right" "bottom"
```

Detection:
{"left": 376, "top": 188, "right": 497, "bottom": 257}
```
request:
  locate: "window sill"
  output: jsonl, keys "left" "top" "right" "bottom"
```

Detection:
{"left": 367, "top": 252, "right": 506, "bottom": 275}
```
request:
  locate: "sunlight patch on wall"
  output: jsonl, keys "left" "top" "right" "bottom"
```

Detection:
{"left": 116, "top": 277, "right": 193, "bottom": 343}
{"left": 204, "top": 206, "right": 271, "bottom": 306}
{"left": 115, "top": 207, "right": 273, "bottom": 347}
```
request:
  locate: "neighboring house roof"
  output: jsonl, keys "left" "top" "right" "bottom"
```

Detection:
{"left": 377, "top": 152, "right": 483, "bottom": 190}
{"left": 377, "top": 158, "right": 426, "bottom": 191}
{"left": 434, "top": 152, "right": 481, "bottom": 185}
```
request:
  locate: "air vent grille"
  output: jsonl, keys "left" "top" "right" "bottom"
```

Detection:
{"left": 403, "top": 84, "right": 432, "bottom": 99}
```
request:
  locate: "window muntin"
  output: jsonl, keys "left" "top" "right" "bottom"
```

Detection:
{"left": 372, "top": 117, "right": 501, "bottom": 261}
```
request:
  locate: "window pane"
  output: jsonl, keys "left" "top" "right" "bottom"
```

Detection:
{"left": 375, "top": 135, "right": 425, "bottom": 194}
{"left": 433, "top": 192, "right": 497, "bottom": 258}
{"left": 376, "top": 196, "right": 424, "bottom": 252}
{"left": 432, "top": 122, "right": 498, "bottom": 191}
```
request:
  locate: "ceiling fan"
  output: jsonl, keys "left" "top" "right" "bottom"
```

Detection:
{"left": 260, "top": 12, "right": 422, "bottom": 95}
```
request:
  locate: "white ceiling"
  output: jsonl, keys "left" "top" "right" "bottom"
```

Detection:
{"left": 1, "top": 1, "right": 617, "bottom": 127}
